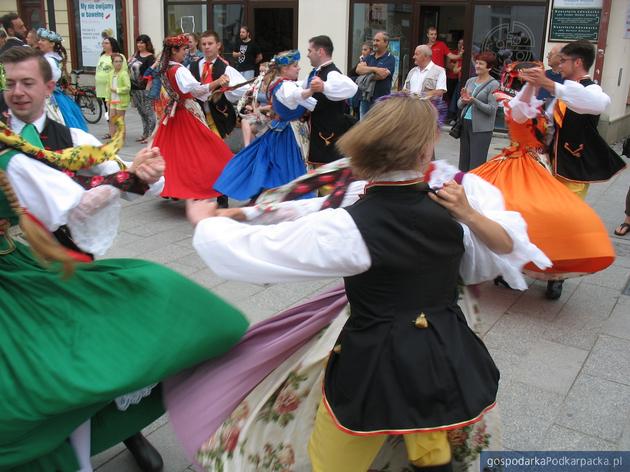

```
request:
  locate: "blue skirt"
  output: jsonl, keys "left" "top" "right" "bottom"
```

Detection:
{"left": 53, "top": 90, "right": 89, "bottom": 131}
{"left": 214, "top": 121, "right": 308, "bottom": 201}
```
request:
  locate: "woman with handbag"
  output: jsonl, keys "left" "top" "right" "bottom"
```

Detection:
{"left": 129, "top": 34, "right": 157, "bottom": 143}
{"left": 457, "top": 52, "right": 499, "bottom": 171}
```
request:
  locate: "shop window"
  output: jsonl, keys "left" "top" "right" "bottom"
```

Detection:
{"left": 351, "top": 3, "right": 412, "bottom": 91}
{"left": 213, "top": 3, "right": 244, "bottom": 60}
{"left": 166, "top": 3, "right": 208, "bottom": 36}
{"left": 472, "top": 4, "right": 546, "bottom": 76}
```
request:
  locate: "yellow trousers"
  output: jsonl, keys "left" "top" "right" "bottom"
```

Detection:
{"left": 308, "top": 400, "right": 452, "bottom": 472}
{"left": 556, "top": 175, "right": 589, "bottom": 200}
{"left": 205, "top": 111, "right": 221, "bottom": 137}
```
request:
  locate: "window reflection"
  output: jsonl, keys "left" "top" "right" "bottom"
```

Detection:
{"left": 351, "top": 3, "right": 412, "bottom": 91}
{"left": 472, "top": 4, "right": 545, "bottom": 77}
{"left": 213, "top": 4, "right": 244, "bottom": 60}
{"left": 166, "top": 4, "right": 208, "bottom": 35}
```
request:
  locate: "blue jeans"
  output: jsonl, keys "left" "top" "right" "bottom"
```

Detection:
{"left": 359, "top": 99, "right": 373, "bottom": 120}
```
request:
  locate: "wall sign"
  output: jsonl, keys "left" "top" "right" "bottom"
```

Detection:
{"left": 549, "top": 0, "right": 602, "bottom": 42}
{"left": 77, "top": 0, "right": 117, "bottom": 68}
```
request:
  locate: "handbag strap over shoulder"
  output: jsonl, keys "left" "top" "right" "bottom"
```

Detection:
{"left": 460, "top": 78, "right": 495, "bottom": 116}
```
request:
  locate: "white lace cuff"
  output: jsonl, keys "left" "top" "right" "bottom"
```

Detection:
{"left": 66, "top": 185, "right": 121, "bottom": 255}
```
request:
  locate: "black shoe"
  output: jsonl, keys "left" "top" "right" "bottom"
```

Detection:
{"left": 217, "top": 195, "right": 229, "bottom": 209}
{"left": 545, "top": 280, "right": 564, "bottom": 300}
{"left": 494, "top": 276, "right": 513, "bottom": 289}
{"left": 123, "top": 432, "right": 163, "bottom": 472}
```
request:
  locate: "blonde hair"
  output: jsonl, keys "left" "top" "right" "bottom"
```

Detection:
{"left": 336, "top": 94, "right": 438, "bottom": 180}
{"left": 0, "top": 168, "right": 77, "bottom": 276}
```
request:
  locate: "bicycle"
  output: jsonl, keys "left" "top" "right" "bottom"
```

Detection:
{"left": 62, "top": 69, "right": 103, "bottom": 124}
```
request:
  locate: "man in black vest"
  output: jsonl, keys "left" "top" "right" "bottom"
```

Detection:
{"left": 189, "top": 30, "right": 247, "bottom": 139}
{"left": 305, "top": 35, "right": 358, "bottom": 167}
{"left": 521, "top": 40, "right": 626, "bottom": 299}
{"left": 1, "top": 46, "right": 165, "bottom": 472}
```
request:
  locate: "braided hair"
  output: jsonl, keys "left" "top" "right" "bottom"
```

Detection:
{"left": 0, "top": 169, "right": 77, "bottom": 275}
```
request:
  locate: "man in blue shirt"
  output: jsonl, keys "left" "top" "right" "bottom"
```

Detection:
{"left": 356, "top": 31, "right": 396, "bottom": 119}
{"left": 536, "top": 45, "right": 564, "bottom": 105}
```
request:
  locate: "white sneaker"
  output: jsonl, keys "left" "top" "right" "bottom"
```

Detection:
{"left": 104, "top": 111, "right": 109, "bottom": 121}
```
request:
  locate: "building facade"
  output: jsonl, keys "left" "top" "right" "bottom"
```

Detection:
{"left": 2, "top": 0, "right": 629, "bottom": 140}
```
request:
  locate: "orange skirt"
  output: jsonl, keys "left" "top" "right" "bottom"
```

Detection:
{"left": 471, "top": 151, "right": 615, "bottom": 279}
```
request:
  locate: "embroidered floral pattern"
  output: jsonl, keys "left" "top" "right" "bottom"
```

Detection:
{"left": 0, "top": 117, "right": 124, "bottom": 171}
{"left": 256, "top": 370, "right": 308, "bottom": 426}
{"left": 247, "top": 443, "right": 295, "bottom": 472}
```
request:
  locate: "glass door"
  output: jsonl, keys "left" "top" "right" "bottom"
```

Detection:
{"left": 471, "top": 4, "right": 547, "bottom": 129}
{"left": 249, "top": 2, "right": 297, "bottom": 62}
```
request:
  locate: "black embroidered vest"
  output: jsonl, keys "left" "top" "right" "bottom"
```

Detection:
{"left": 189, "top": 58, "right": 237, "bottom": 138}
{"left": 322, "top": 184, "right": 499, "bottom": 433}
{"left": 309, "top": 63, "right": 356, "bottom": 165}
{"left": 553, "top": 78, "right": 625, "bottom": 182}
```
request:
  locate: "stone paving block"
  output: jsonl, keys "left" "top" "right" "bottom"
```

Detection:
{"left": 483, "top": 312, "right": 550, "bottom": 356}
{"left": 212, "top": 280, "right": 267, "bottom": 304}
{"left": 138, "top": 244, "right": 197, "bottom": 265}
{"left": 552, "top": 282, "right": 620, "bottom": 320}
{"left": 498, "top": 380, "right": 564, "bottom": 421}
{"left": 500, "top": 408, "right": 554, "bottom": 450}
{"left": 191, "top": 268, "right": 226, "bottom": 290}
{"left": 512, "top": 339, "right": 588, "bottom": 394}
{"left": 582, "top": 335, "right": 630, "bottom": 386}
{"left": 556, "top": 374, "right": 630, "bottom": 442}
{"left": 175, "top": 252, "right": 213, "bottom": 270}
{"left": 601, "top": 295, "right": 630, "bottom": 340}
{"left": 582, "top": 264, "right": 630, "bottom": 292}
{"left": 506, "top": 279, "right": 579, "bottom": 320}
{"left": 165, "top": 261, "right": 201, "bottom": 277}
{"left": 487, "top": 348, "right": 523, "bottom": 383}
{"left": 541, "top": 424, "right": 618, "bottom": 451}
{"left": 93, "top": 443, "right": 126, "bottom": 469}
{"left": 477, "top": 284, "right": 522, "bottom": 336}
{"left": 543, "top": 309, "right": 608, "bottom": 351}
{"left": 233, "top": 297, "right": 281, "bottom": 324}
{"left": 119, "top": 229, "right": 194, "bottom": 256}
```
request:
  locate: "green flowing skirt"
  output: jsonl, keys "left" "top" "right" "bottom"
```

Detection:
{"left": 0, "top": 242, "right": 249, "bottom": 471}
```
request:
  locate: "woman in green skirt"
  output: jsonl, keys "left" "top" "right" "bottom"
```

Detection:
{"left": 0, "top": 143, "right": 249, "bottom": 471}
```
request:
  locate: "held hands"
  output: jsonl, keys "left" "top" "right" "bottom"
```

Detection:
{"left": 519, "top": 67, "right": 550, "bottom": 89}
{"left": 428, "top": 180, "right": 477, "bottom": 225}
{"left": 309, "top": 76, "right": 325, "bottom": 93}
{"left": 129, "top": 147, "right": 165, "bottom": 184}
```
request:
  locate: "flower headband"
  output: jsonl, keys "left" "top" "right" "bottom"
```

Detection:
{"left": 164, "top": 34, "right": 189, "bottom": 48}
{"left": 271, "top": 50, "right": 300, "bottom": 66}
{"left": 37, "top": 28, "right": 63, "bottom": 43}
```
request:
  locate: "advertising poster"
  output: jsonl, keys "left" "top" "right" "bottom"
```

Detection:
{"left": 389, "top": 38, "right": 400, "bottom": 90}
{"left": 78, "top": 0, "right": 117, "bottom": 67}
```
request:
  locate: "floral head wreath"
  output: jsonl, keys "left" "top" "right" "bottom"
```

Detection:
{"left": 164, "top": 34, "right": 189, "bottom": 48}
{"left": 270, "top": 50, "right": 300, "bottom": 66}
{"left": 37, "top": 28, "right": 63, "bottom": 43}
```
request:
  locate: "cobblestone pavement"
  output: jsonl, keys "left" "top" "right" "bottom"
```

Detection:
{"left": 91, "top": 108, "right": 630, "bottom": 471}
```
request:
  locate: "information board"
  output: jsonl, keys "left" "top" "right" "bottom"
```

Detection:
{"left": 549, "top": 7, "right": 601, "bottom": 41}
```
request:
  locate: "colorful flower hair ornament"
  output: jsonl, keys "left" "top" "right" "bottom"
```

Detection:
{"left": 37, "top": 28, "right": 63, "bottom": 44}
{"left": 164, "top": 34, "right": 190, "bottom": 48}
{"left": 271, "top": 50, "right": 300, "bottom": 66}
{"left": 495, "top": 61, "right": 544, "bottom": 100}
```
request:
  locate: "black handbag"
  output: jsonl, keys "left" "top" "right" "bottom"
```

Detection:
{"left": 449, "top": 79, "right": 494, "bottom": 139}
